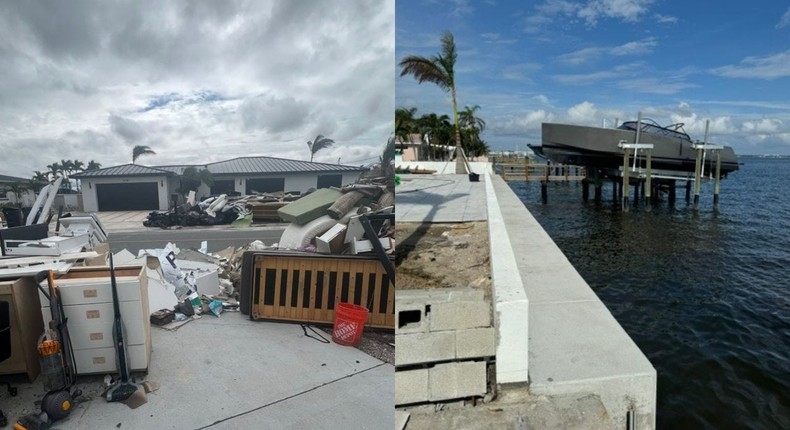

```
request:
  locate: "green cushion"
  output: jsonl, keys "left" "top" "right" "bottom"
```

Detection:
{"left": 277, "top": 188, "right": 343, "bottom": 225}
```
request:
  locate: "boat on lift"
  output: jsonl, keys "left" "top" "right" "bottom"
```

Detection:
{"left": 532, "top": 120, "right": 739, "bottom": 177}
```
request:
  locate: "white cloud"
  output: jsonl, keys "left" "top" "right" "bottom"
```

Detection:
{"left": 0, "top": 0, "right": 395, "bottom": 178}
{"left": 742, "top": 118, "right": 782, "bottom": 133}
{"left": 532, "top": 94, "right": 551, "bottom": 104}
{"left": 567, "top": 101, "right": 598, "bottom": 123}
{"left": 776, "top": 7, "right": 790, "bottom": 29}
{"left": 711, "top": 50, "right": 790, "bottom": 79}
{"left": 554, "top": 62, "right": 643, "bottom": 84}
{"left": 557, "top": 37, "right": 656, "bottom": 66}
{"left": 613, "top": 37, "right": 657, "bottom": 56}
{"left": 524, "top": 0, "right": 655, "bottom": 34}
{"left": 619, "top": 77, "right": 697, "bottom": 94}
{"left": 654, "top": 14, "right": 678, "bottom": 24}
{"left": 577, "top": 0, "right": 655, "bottom": 25}
{"left": 493, "top": 109, "right": 556, "bottom": 135}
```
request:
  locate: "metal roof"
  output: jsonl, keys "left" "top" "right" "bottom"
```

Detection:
{"left": 205, "top": 157, "right": 366, "bottom": 175}
{"left": 0, "top": 173, "right": 29, "bottom": 183}
{"left": 72, "top": 157, "right": 367, "bottom": 179}
{"left": 72, "top": 164, "right": 174, "bottom": 178}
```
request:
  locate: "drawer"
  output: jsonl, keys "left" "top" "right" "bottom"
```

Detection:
{"left": 39, "top": 277, "right": 142, "bottom": 305}
{"left": 72, "top": 344, "right": 149, "bottom": 374}
{"left": 63, "top": 321, "right": 146, "bottom": 349}
{"left": 41, "top": 301, "right": 144, "bottom": 342}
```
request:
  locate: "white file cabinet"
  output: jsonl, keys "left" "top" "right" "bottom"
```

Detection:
{"left": 39, "top": 266, "right": 151, "bottom": 374}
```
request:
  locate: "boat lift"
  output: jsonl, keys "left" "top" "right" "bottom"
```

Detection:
{"left": 616, "top": 115, "right": 724, "bottom": 212}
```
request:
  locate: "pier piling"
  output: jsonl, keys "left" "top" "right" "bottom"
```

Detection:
{"left": 669, "top": 181, "right": 676, "bottom": 206}
{"left": 622, "top": 147, "right": 631, "bottom": 211}
{"left": 714, "top": 151, "right": 722, "bottom": 211}
{"left": 582, "top": 178, "right": 589, "bottom": 202}
{"left": 541, "top": 180, "right": 548, "bottom": 204}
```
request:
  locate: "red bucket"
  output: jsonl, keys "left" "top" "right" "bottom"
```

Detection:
{"left": 332, "top": 303, "right": 369, "bottom": 346}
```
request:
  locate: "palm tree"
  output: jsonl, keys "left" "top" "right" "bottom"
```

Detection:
{"left": 31, "top": 171, "right": 49, "bottom": 193}
{"left": 395, "top": 107, "right": 418, "bottom": 142}
{"left": 417, "top": 113, "right": 454, "bottom": 160}
{"left": 460, "top": 105, "right": 486, "bottom": 133}
{"left": 85, "top": 160, "right": 102, "bottom": 171}
{"left": 7, "top": 182, "right": 29, "bottom": 205}
{"left": 399, "top": 31, "right": 466, "bottom": 174}
{"left": 46, "top": 162, "right": 62, "bottom": 181}
{"left": 306, "top": 135, "right": 334, "bottom": 162}
{"left": 132, "top": 145, "right": 156, "bottom": 164}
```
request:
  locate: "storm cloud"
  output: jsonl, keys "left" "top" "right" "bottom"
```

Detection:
{"left": 0, "top": 0, "right": 394, "bottom": 177}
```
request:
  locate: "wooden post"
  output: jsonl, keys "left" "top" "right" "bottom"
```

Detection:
{"left": 645, "top": 150, "right": 652, "bottom": 211}
{"left": 565, "top": 165, "right": 569, "bottom": 181}
{"left": 622, "top": 147, "right": 631, "bottom": 211}
{"left": 541, "top": 180, "right": 548, "bottom": 204}
{"left": 669, "top": 181, "right": 676, "bottom": 206}
{"left": 713, "top": 151, "right": 721, "bottom": 211}
{"left": 525, "top": 159, "right": 530, "bottom": 181}
{"left": 685, "top": 180, "right": 691, "bottom": 202}
{"left": 582, "top": 178, "right": 589, "bottom": 202}
{"left": 634, "top": 178, "right": 640, "bottom": 208}
{"left": 693, "top": 146, "right": 702, "bottom": 212}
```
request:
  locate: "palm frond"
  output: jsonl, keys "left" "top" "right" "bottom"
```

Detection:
{"left": 399, "top": 56, "right": 450, "bottom": 91}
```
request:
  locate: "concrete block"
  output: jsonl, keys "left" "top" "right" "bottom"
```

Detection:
{"left": 395, "top": 288, "right": 484, "bottom": 304}
{"left": 395, "top": 368, "right": 429, "bottom": 405}
{"left": 456, "top": 327, "right": 495, "bottom": 359}
{"left": 430, "top": 301, "right": 490, "bottom": 331}
{"left": 395, "top": 331, "right": 455, "bottom": 366}
{"left": 395, "top": 302, "right": 428, "bottom": 335}
{"left": 429, "top": 361, "right": 487, "bottom": 401}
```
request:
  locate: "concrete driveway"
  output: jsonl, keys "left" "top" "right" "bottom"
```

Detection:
{"left": 1, "top": 312, "right": 394, "bottom": 429}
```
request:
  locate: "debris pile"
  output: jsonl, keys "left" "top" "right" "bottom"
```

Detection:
{"left": 275, "top": 182, "right": 395, "bottom": 255}
{"left": 143, "top": 193, "right": 253, "bottom": 228}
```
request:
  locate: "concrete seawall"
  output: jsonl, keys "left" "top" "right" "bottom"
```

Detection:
{"left": 486, "top": 173, "right": 657, "bottom": 429}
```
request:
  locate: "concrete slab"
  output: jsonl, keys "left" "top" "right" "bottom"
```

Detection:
{"left": 484, "top": 173, "right": 529, "bottom": 384}
{"left": 395, "top": 175, "right": 487, "bottom": 223}
{"left": 489, "top": 174, "right": 656, "bottom": 428}
{"left": 0, "top": 313, "right": 392, "bottom": 429}
{"left": 208, "top": 364, "right": 393, "bottom": 430}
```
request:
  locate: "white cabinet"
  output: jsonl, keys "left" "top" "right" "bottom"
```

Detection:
{"left": 39, "top": 266, "right": 151, "bottom": 374}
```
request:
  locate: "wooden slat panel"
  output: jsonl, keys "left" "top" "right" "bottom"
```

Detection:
{"left": 250, "top": 254, "right": 393, "bottom": 328}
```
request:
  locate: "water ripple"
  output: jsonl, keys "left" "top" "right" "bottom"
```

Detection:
{"left": 512, "top": 158, "right": 790, "bottom": 429}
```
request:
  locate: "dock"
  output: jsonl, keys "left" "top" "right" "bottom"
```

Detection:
{"left": 495, "top": 162, "right": 586, "bottom": 182}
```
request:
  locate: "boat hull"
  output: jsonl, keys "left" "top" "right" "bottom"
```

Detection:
{"left": 539, "top": 123, "right": 739, "bottom": 176}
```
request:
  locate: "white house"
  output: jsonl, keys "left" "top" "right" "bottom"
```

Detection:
{"left": 73, "top": 156, "right": 368, "bottom": 212}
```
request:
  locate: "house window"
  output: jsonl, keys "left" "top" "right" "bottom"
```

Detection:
{"left": 245, "top": 178, "right": 285, "bottom": 194}
{"left": 211, "top": 180, "right": 235, "bottom": 195}
{"left": 317, "top": 174, "right": 343, "bottom": 189}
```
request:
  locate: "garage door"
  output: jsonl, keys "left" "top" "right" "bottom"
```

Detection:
{"left": 96, "top": 182, "right": 159, "bottom": 211}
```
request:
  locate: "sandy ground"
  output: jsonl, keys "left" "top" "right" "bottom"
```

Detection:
{"left": 395, "top": 221, "right": 491, "bottom": 300}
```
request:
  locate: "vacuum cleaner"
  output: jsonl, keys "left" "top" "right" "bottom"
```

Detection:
{"left": 104, "top": 253, "right": 140, "bottom": 402}
{"left": 15, "top": 271, "right": 81, "bottom": 430}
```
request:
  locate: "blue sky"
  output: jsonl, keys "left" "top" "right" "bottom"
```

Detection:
{"left": 396, "top": 0, "right": 790, "bottom": 155}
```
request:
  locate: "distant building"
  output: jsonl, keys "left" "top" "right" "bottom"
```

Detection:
{"left": 72, "top": 156, "right": 367, "bottom": 212}
{"left": 0, "top": 173, "right": 35, "bottom": 206}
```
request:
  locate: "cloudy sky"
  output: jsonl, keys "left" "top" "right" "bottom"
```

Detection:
{"left": 0, "top": 0, "right": 394, "bottom": 179}
{"left": 396, "top": 0, "right": 790, "bottom": 155}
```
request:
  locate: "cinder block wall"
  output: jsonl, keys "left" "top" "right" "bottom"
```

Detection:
{"left": 394, "top": 288, "right": 495, "bottom": 405}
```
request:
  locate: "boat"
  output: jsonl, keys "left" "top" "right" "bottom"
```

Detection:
{"left": 533, "top": 120, "right": 739, "bottom": 178}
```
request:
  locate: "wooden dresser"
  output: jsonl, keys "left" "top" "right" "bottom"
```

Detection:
{"left": 38, "top": 266, "right": 151, "bottom": 375}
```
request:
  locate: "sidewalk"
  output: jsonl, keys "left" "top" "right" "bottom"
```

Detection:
{"left": 395, "top": 175, "right": 487, "bottom": 223}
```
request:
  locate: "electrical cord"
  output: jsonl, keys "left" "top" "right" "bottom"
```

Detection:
{"left": 300, "top": 324, "right": 330, "bottom": 343}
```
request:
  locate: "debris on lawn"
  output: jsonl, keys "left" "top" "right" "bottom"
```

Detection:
{"left": 141, "top": 191, "right": 304, "bottom": 228}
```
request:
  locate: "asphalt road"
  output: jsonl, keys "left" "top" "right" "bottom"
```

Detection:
{"left": 107, "top": 226, "right": 286, "bottom": 254}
